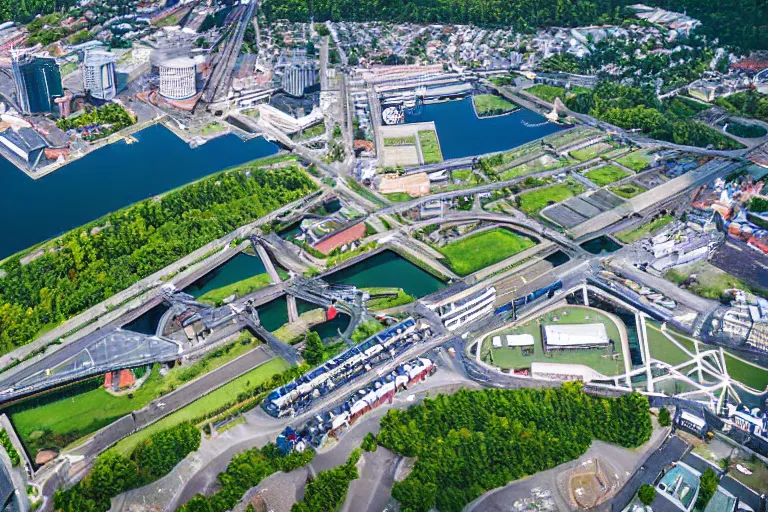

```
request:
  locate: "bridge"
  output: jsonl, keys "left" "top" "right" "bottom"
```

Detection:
{"left": 0, "top": 329, "right": 182, "bottom": 405}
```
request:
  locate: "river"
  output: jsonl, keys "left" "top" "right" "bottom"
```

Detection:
{"left": 404, "top": 97, "right": 566, "bottom": 160}
{"left": 0, "top": 125, "right": 279, "bottom": 260}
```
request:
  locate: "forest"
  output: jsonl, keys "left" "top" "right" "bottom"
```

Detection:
{"left": 178, "top": 443, "right": 315, "bottom": 512}
{"left": 565, "top": 82, "right": 744, "bottom": 150}
{"left": 259, "top": 0, "right": 767, "bottom": 51}
{"left": 377, "top": 383, "right": 652, "bottom": 512}
{"left": 0, "top": 165, "right": 316, "bottom": 357}
{"left": 291, "top": 449, "right": 361, "bottom": 512}
{"left": 54, "top": 422, "right": 201, "bottom": 512}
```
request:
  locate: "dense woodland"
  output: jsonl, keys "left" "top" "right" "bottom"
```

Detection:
{"left": 179, "top": 443, "right": 315, "bottom": 512}
{"left": 0, "top": 0, "right": 74, "bottom": 25}
{"left": 291, "top": 449, "right": 361, "bottom": 512}
{"left": 54, "top": 422, "right": 201, "bottom": 512}
{"left": 260, "top": 0, "right": 767, "bottom": 51}
{"left": 0, "top": 165, "right": 316, "bottom": 357}
{"left": 565, "top": 83, "right": 744, "bottom": 150}
{"left": 377, "top": 384, "right": 652, "bottom": 512}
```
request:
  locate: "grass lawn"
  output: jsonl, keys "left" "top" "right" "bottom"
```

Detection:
{"left": 383, "top": 136, "right": 416, "bottom": 146}
{"left": 346, "top": 178, "right": 387, "bottom": 208}
{"left": 526, "top": 85, "right": 566, "bottom": 104}
{"left": 418, "top": 130, "right": 443, "bottom": 164}
{"left": 726, "top": 458, "right": 768, "bottom": 494}
{"left": 5, "top": 335, "right": 264, "bottom": 455}
{"left": 616, "top": 150, "right": 651, "bottom": 172}
{"left": 472, "top": 94, "right": 518, "bottom": 116}
{"left": 516, "top": 181, "right": 585, "bottom": 215}
{"left": 112, "top": 358, "right": 290, "bottom": 455}
{"left": 665, "top": 261, "right": 745, "bottom": 300}
{"left": 584, "top": 165, "right": 631, "bottom": 187}
{"left": 724, "top": 354, "right": 768, "bottom": 391}
{"left": 383, "top": 192, "right": 413, "bottom": 203}
{"left": 197, "top": 272, "right": 278, "bottom": 306}
{"left": 480, "top": 306, "right": 624, "bottom": 376}
{"left": 499, "top": 155, "right": 567, "bottom": 181}
{"left": 644, "top": 321, "right": 692, "bottom": 366}
{"left": 569, "top": 142, "right": 612, "bottom": 162}
{"left": 365, "top": 288, "right": 415, "bottom": 310}
{"left": 294, "top": 123, "right": 326, "bottom": 140}
{"left": 610, "top": 183, "right": 648, "bottom": 198}
{"left": 437, "top": 228, "right": 536, "bottom": 276}
{"left": 200, "top": 122, "right": 227, "bottom": 135}
{"left": 452, "top": 169, "right": 473, "bottom": 181}
{"left": 615, "top": 215, "right": 674, "bottom": 244}
{"left": 526, "top": 84, "right": 590, "bottom": 104}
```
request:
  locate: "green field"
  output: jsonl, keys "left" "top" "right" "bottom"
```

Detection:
{"left": 383, "top": 192, "right": 413, "bottom": 203}
{"left": 200, "top": 122, "right": 227, "bottom": 135}
{"left": 569, "top": 142, "right": 612, "bottom": 162}
{"left": 515, "top": 181, "right": 585, "bottom": 215}
{"left": 610, "top": 183, "right": 648, "bottom": 198}
{"left": 666, "top": 261, "right": 746, "bottom": 300}
{"left": 5, "top": 335, "right": 264, "bottom": 455}
{"left": 480, "top": 306, "right": 624, "bottom": 376}
{"left": 112, "top": 358, "right": 290, "bottom": 455}
{"left": 437, "top": 228, "right": 536, "bottom": 276}
{"left": 197, "top": 273, "right": 276, "bottom": 305}
{"left": 472, "top": 94, "right": 519, "bottom": 117}
{"left": 526, "top": 84, "right": 590, "bottom": 104}
{"left": 365, "top": 288, "right": 415, "bottom": 309}
{"left": 383, "top": 136, "right": 416, "bottom": 146}
{"left": 616, "top": 151, "right": 651, "bottom": 172}
{"left": 724, "top": 354, "right": 768, "bottom": 391}
{"left": 616, "top": 215, "right": 674, "bottom": 244}
{"left": 418, "top": 130, "right": 443, "bottom": 164}
{"left": 452, "top": 169, "right": 473, "bottom": 181}
{"left": 294, "top": 123, "right": 326, "bottom": 140}
{"left": 584, "top": 165, "right": 631, "bottom": 187}
{"left": 644, "top": 321, "right": 692, "bottom": 366}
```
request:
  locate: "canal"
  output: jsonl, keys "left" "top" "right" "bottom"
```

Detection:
{"left": 404, "top": 97, "right": 566, "bottom": 160}
{"left": 0, "top": 124, "right": 279, "bottom": 260}
{"left": 580, "top": 236, "right": 622, "bottom": 255}
{"left": 184, "top": 252, "right": 268, "bottom": 299}
{"left": 325, "top": 249, "right": 446, "bottom": 298}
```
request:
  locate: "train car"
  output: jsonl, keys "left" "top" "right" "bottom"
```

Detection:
{"left": 262, "top": 317, "right": 428, "bottom": 417}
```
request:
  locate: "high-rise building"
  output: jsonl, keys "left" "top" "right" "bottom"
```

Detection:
{"left": 83, "top": 50, "right": 117, "bottom": 101}
{"left": 282, "top": 61, "right": 318, "bottom": 97}
{"left": 158, "top": 56, "right": 197, "bottom": 100}
{"left": 11, "top": 54, "right": 63, "bottom": 114}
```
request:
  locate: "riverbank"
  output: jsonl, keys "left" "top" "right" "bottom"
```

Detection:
{"left": 0, "top": 125, "right": 282, "bottom": 261}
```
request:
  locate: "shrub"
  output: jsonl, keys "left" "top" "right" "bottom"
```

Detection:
{"left": 638, "top": 484, "right": 656, "bottom": 505}
{"left": 362, "top": 433, "right": 378, "bottom": 452}
{"left": 658, "top": 407, "right": 671, "bottom": 427}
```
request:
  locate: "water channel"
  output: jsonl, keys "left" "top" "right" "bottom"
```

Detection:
{"left": 0, "top": 124, "right": 279, "bottom": 260}
{"left": 325, "top": 249, "right": 446, "bottom": 298}
{"left": 184, "top": 252, "right": 268, "bottom": 299}
{"left": 580, "top": 236, "right": 622, "bottom": 255}
{"left": 404, "top": 97, "right": 566, "bottom": 160}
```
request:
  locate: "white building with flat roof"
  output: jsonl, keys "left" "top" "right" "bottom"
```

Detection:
{"left": 83, "top": 50, "right": 117, "bottom": 100}
{"left": 543, "top": 323, "right": 610, "bottom": 350}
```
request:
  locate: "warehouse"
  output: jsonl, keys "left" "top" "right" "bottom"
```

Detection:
{"left": 542, "top": 323, "right": 610, "bottom": 351}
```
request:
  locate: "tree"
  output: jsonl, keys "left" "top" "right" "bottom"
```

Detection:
{"left": 638, "top": 484, "right": 656, "bottom": 505}
{"left": 362, "top": 432, "right": 378, "bottom": 452}
{"left": 303, "top": 332, "right": 324, "bottom": 366}
{"left": 658, "top": 407, "right": 671, "bottom": 427}
{"left": 696, "top": 468, "right": 718, "bottom": 510}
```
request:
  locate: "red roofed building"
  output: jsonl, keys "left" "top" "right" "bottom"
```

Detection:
{"left": 313, "top": 222, "right": 367, "bottom": 255}
{"left": 118, "top": 369, "right": 135, "bottom": 389}
{"left": 104, "top": 371, "right": 113, "bottom": 389}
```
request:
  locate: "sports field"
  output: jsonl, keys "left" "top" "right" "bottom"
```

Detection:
{"left": 479, "top": 306, "right": 625, "bottom": 376}
{"left": 437, "top": 228, "right": 536, "bottom": 276}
